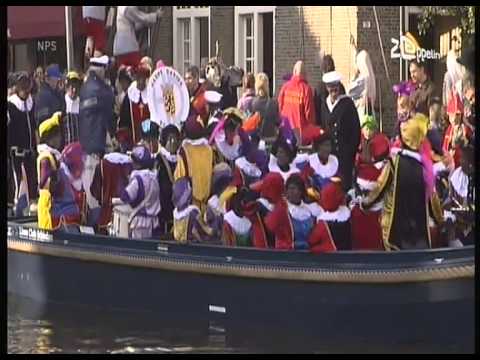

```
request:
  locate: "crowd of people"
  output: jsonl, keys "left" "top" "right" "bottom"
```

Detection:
{"left": 7, "top": 21, "right": 475, "bottom": 251}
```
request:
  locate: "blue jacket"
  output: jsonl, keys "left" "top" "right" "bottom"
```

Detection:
{"left": 79, "top": 72, "right": 115, "bottom": 155}
{"left": 35, "top": 83, "right": 65, "bottom": 126}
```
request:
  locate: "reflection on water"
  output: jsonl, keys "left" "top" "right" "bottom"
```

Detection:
{"left": 8, "top": 295, "right": 474, "bottom": 354}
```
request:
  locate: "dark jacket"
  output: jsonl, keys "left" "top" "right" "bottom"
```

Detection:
{"left": 79, "top": 72, "right": 115, "bottom": 155}
{"left": 319, "top": 96, "right": 361, "bottom": 191}
{"left": 34, "top": 83, "right": 65, "bottom": 127}
{"left": 410, "top": 78, "right": 438, "bottom": 117}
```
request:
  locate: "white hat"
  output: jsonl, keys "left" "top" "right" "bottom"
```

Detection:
{"left": 204, "top": 90, "right": 223, "bottom": 104}
{"left": 89, "top": 55, "right": 110, "bottom": 68}
{"left": 322, "top": 71, "right": 342, "bottom": 84}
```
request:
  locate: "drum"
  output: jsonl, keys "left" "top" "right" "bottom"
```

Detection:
{"left": 111, "top": 201, "right": 133, "bottom": 238}
{"left": 147, "top": 66, "right": 189, "bottom": 130}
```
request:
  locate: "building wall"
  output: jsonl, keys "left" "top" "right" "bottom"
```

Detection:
{"left": 275, "top": 6, "right": 400, "bottom": 135}
{"left": 356, "top": 6, "right": 400, "bottom": 135}
{"left": 143, "top": 6, "right": 173, "bottom": 66}
{"left": 210, "top": 6, "right": 235, "bottom": 66}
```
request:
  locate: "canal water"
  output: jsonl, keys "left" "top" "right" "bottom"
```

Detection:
{"left": 8, "top": 295, "right": 474, "bottom": 354}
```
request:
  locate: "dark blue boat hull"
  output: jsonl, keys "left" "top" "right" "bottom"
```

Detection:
{"left": 7, "top": 218, "right": 475, "bottom": 340}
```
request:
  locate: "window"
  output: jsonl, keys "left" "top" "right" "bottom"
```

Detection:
{"left": 244, "top": 15, "right": 254, "bottom": 73}
{"left": 173, "top": 7, "right": 210, "bottom": 75}
{"left": 235, "top": 7, "right": 275, "bottom": 92}
{"left": 182, "top": 19, "right": 191, "bottom": 72}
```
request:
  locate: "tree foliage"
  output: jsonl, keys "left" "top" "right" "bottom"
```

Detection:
{"left": 417, "top": 6, "right": 475, "bottom": 36}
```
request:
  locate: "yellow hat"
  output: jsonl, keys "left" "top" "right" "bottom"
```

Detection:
{"left": 400, "top": 113, "right": 428, "bottom": 150}
{"left": 223, "top": 107, "right": 246, "bottom": 122}
{"left": 39, "top": 112, "right": 62, "bottom": 139}
{"left": 66, "top": 71, "right": 80, "bottom": 81}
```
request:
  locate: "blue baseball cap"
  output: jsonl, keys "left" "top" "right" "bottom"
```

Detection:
{"left": 46, "top": 64, "right": 62, "bottom": 80}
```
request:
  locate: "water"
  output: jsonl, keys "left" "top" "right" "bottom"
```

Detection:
{"left": 8, "top": 295, "right": 474, "bottom": 354}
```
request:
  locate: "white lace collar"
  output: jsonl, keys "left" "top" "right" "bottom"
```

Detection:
{"left": 65, "top": 94, "right": 80, "bottom": 114}
{"left": 158, "top": 146, "right": 178, "bottom": 163}
{"left": 287, "top": 201, "right": 313, "bottom": 221}
{"left": 235, "top": 156, "right": 262, "bottom": 178}
{"left": 130, "top": 168, "right": 157, "bottom": 181}
{"left": 37, "top": 143, "right": 62, "bottom": 161}
{"left": 449, "top": 167, "right": 469, "bottom": 199}
{"left": 326, "top": 94, "right": 348, "bottom": 113}
{"left": 9, "top": 94, "right": 33, "bottom": 112}
{"left": 173, "top": 205, "right": 200, "bottom": 221}
{"left": 269, "top": 154, "right": 300, "bottom": 182}
{"left": 316, "top": 205, "right": 351, "bottom": 222}
{"left": 127, "top": 83, "right": 148, "bottom": 105}
{"left": 208, "top": 195, "right": 225, "bottom": 215}
{"left": 224, "top": 210, "right": 252, "bottom": 235}
{"left": 60, "top": 162, "right": 83, "bottom": 191}
{"left": 214, "top": 131, "right": 241, "bottom": 161}
{"left": 307, "top": 202, "right": 323, "bottom": 218}
{"left": 258, "top": 197, "right": 274, "bottom": 211}
{"left": 391, "top": 147, "right": 422, "bottom": 163}
{"left": 309, "top": 154, "right": 338, "bottom": 178}
{"left": 103, "top": 152, "right": 132, "bottom": 164}
{"left": 182, "top": 138, "right": 209, "bottom": 147}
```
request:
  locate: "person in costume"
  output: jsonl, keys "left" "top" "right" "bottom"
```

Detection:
{"left": 285, "top": 174, "right": 315, "bottom": 250}
{"left": 155, "top": 124, "right": 181, "bottom": 235}
{"left": 442, "top": 89, "right": 472, "bottom": 169}
{"left": 319, "top": 70, "right": 361, "bottom": 192}
{"left": 277, "top": 60, "right": 316, "bottom": 144}
{"left": 445, "top": 145, "right": 474, "bottom": 246}
{"left": 82, "top": 6, "right": 107, "bottom": 59}
{"left": 314, "top": 178, "right": 351, "bottom": 250}
{"left": 204, "top": 90, "right": 224, "bottom": 138}
{"left": 36, "top": 112, "right": 64, "bottom": 230}
{"left": 138, "top": 119, "right": 160, "bottom": 154}
{"left": 113, "top": 6, "right": 163, "bottom": 67}
{"left": 222, "top": 188, "right": 254, "bottom": 247}
{"left": 232, "top": 129, "right": 265, "bottom": 189}
{"left": 53, "top": 141, "right": 86, "bottom": 231}
{"left": 268, "top": 120, "right": 302, "bottom": 183}
{"left": 119, "top": 145, "right": 160, "bottom": 239}
{"left": 392, "top": 81, "right": 416, "bottom": 138}
{"left": 209, "top": 108, "right": 244, "bottom": 166}
{"left": 174, "top": 115, "right": 214, "bottom": 217}
{"left": 304, "top": 127, "right": 339, "bottom": 192}
{"left": 8, "top": 72, "right": 38, "bottom": 214}
{"left": 350, "top": 130, "right": 390, "bottom": 250}
{"left": 115, "top": 66, "right": 133, "bottom": 121}
{"left": 172, "top": 177, "right": 214, "bottom": 243}
{"left": 250, "top": 173, "right": 294, "bottom": 250}
{"left": 361, "top": 113, "right": 445, "bottom": 250}
{"left": 94, "top": 149, "right": 133, "bottom": 235}
{"left": 118, "top": 64, "right": 151, "bottom": 150}
{"left": 206, "top": 163, "right": 235, "bottom": 239}
{"left": 62, "top": 71, "right": 82, "bottom": 148}
{"left": 185, "top": 65, "right": 209, "bottom": 125}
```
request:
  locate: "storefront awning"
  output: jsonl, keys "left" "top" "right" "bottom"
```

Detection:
{"left": 7, "top": 6, "right": 85, "bottom": 40}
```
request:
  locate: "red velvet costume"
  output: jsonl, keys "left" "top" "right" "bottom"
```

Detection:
{"left": 190, "top": 83, "right": 209, "bottom": 125}
{"left": 351, "top": 133, "right": 390, "bottom": 250}
{"left": 250, "top": 173, "right": 294, "bottom": 250}
{"left": 92, "top": 153, "right": 133, "bottom": 234}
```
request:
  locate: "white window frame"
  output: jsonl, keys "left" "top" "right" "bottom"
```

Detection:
{"left": 234, "top": 6, "right": 276, "bottom": 91}
{"left": 173, "top": 6, "right": 211, "bottom": 75}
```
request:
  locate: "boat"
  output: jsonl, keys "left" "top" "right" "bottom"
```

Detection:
{"left": 8, "top": 216, "right": 475, "bottom": 339}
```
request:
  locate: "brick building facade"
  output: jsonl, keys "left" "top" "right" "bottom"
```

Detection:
{"left": 8, "top": 6, "right": 466, "bottom": 135}
{"left": 147, "top": 6, "right": 408, "bottom": 134}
